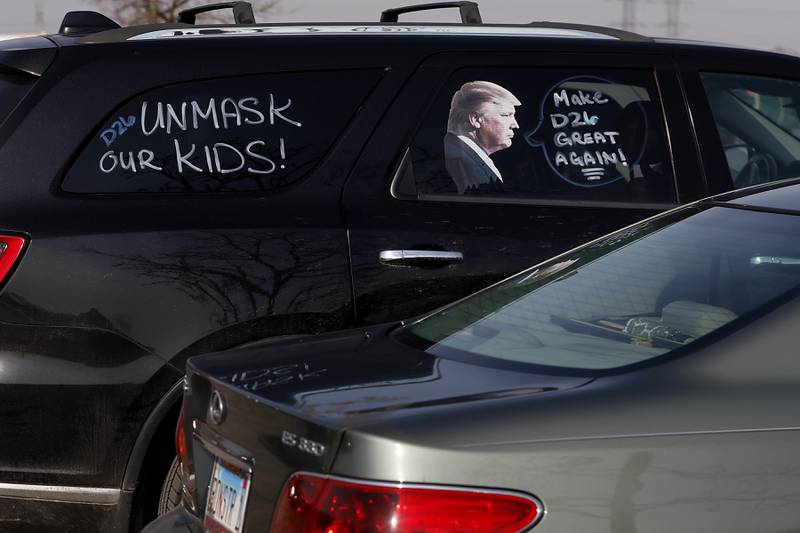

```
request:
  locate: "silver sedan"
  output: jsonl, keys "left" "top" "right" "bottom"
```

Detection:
{"left": 147, "top": 179, "right": 800, "bottom": 533}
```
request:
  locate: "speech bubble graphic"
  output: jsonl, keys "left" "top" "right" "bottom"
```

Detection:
{"left": 525, "top": 76, "right": 648, "bottom": 188}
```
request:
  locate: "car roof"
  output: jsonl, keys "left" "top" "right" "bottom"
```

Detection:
{"left": 124, "top": 24, "right": 623, "bottom": 42}
{"left": 57, "top": 21, "right": 655, "bottom": 46}
{"left": 49, "top": 22, "right": 779, "bottom": 65}
{"left": 48, "top": 4, "right": 654, "bottom": 43}
{"left": 34, "top": 1, "right": 786, "bottom": 61}
{"left": 48, "top": 21, "right": 759, "bottom": 61}
{"left": 5, "top": 5, "right": 793, "bottom": 82}
{"left": 45, "top": 1, "right": 760, "bottom": 52}
{"left": 713, "top": 179, "right": 800, "bottom": 214}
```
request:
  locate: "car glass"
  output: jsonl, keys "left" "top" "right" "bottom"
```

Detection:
{"left": 701, "top": 72, "right": 800, "bottom": 188}
{"left": 62, "top": 70, "right": 381, "bottom": 193}
{"left": 403, "top": 206, "right": 800, "bottom": 371}
{"left": 409, "top": 68, "right": 675, "bottom": 204}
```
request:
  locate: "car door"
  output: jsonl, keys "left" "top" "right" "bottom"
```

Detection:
{"left": 343, "top": 50, "right": 702, "bottom": 325}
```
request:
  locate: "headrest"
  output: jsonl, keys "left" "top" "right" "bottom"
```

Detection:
{"left": 661, "top": 300, "right": 737, "bottom": 338}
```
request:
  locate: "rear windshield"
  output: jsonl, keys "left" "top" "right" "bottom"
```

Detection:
{"left": 402, "top": 206, "right": 800, "bottom": 371}
{"left": 62, "top": 69, "right": 380, "bottom": 193}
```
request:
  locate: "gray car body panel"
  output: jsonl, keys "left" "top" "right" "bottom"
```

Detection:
{"left": 330, "top": 298, "right": 800, "bottom": 532}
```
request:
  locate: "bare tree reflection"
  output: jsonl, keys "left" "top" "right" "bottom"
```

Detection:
{"left": 82, "top": 230, "right": 349, "bottom": 329}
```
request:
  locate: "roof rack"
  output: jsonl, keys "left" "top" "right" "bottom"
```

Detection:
{"left": 380, "top": 2, "right": 482, "bottom": 24}
{"left": 178, "top": 1, "right": 256, "bottom": 25}
{"left": 58, "top": 11, "right": 120, "bottom": 36}
{"left": 527, "top": 21, "right": 652, "bottom": 42}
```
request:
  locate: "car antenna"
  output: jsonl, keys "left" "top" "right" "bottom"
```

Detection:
{"left": 380, "top": 2, "right": 483, "bottom": 24}
{"left": 178, "top": 1, "right": 256, "bottom": 25}
{"left": 58, "top": 11, "right": 121, "bottom": 35}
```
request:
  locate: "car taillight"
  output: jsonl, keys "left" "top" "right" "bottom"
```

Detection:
{"left": 270, "top": 473, "right": 543, "bottom": 533}
{"left": 0, "top": 236, "right": 25, "bottom": 285}
{"left": 175, "top": 408, "right": 193, "bottom": 498}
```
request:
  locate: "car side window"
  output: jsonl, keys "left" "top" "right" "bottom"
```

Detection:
{"left": 701, "top": 72, "right": 800, "bottom": 189}
{"left": 408, "top": 68, "right": 675, "bottom": 204}
{"left": 62, "top": 70, "right": 380, "bottom": 193}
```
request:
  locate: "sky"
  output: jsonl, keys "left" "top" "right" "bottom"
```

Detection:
{"left": 1, "top": 0, "right": 798, "bottom": 55}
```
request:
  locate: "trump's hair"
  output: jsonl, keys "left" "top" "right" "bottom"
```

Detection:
{"left": 447, "top": 81, "right": 521, "bottom": 135}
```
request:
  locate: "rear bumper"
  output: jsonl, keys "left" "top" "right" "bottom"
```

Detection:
{"left": 142, "top": 505, "right": 204, "bottom": 533}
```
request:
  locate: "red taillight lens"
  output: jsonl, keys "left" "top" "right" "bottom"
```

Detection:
{"left": 0, "top": 236, "right": 25, "bottom": 285}
{"left": 270, "top": 473, "right": 542, "bottom": 533}
{"left": 175, "top": 408, "right": 192, "bottom": 494}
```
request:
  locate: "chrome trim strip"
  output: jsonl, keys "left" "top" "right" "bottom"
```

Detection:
{"left": 455, "top": 425, "right": 800, "bottom": 448}
{"left": 0, "top": 482, "right": 120, "bottom": 504}
{"left": 389, "top": 147, "right": 414, "bottom": 200}
{"left": 129, "top": 25, "right": 614, "bottom": 41}
{"left": 379, "top": 250, "right": 464, "bottom": 263}
{"left": 417, "top": 192, "right": 677, "bottom": 210}
{"left": 751, "top": 255, "right": 800, "bottom": 266}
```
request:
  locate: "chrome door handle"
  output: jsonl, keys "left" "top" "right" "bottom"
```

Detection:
{"left": 379, "top": 250, "right": 464, "bottom": 265}
{"left": 751, "top": 255, "right": 800, "bottom": 266}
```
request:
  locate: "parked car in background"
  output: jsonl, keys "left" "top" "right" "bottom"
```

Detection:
{"left": 149, "top": 178, "right": 800, "bottom": 533}
{"left": 4, "top": 1, "right": 800, "bottom": 530}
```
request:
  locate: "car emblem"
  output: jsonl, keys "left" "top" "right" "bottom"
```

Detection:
{"left": 209, "top": 390, "right": 227, "bottom": 425}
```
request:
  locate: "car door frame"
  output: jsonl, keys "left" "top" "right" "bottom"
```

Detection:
{"left": 387, "top": 49, "right": 706, "bottom": 205}
{"left": 343, "top": 45, "right": 705, "bottom": 325}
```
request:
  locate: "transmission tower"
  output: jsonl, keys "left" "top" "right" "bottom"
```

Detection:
{"left": 34, "top": 0, "right": 45, "bottom": 33}
{"left": 619, "top": 0, "right": 638, "bottom": 32}
{"left": 664, "top": 0, "right": 682, "bottom": 37}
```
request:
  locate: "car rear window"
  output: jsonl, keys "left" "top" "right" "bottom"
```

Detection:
{"left": 402, "top": 206, "right": 800, "bottom": 371}
{"left": 62, "top": 69, "right": 381, "bottom": 193}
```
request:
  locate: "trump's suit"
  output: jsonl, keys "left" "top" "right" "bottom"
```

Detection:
{"left": 443, "top": 132, "right": 504, "bottom": 195}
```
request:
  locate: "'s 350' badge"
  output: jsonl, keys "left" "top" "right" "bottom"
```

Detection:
{"left": 282, "top": 430, "right": 326, "bottom": 457}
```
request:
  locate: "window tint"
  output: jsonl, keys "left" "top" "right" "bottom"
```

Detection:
{"left": 702, "top": 72, "right": 800, "bottom": 189}
{"left": 62, "top": 70, "right": 380, "bottom": 193}
{"left": 402, "top": 206, "right": 800, "bottom": 371}
{"left": 409, "top": 69, "right": 675, "bottom": 204}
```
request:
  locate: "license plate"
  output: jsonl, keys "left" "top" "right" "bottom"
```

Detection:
{"left": 204, "top": 457, "right": 251, "bottom": 533}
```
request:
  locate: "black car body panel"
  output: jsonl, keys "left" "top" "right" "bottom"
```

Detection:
{"left": 4, "top": 7, "right": 800, "bottom": 531}
{"left": 189, "top": 325, "right": 591, "bottom": 424}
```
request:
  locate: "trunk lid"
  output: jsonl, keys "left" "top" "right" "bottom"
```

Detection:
{"left": 183, "top": 325, "right": 589, "bottom": 529}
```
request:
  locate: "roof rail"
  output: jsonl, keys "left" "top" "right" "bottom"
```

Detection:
{"left": 178, "top": 1, "right": 256, "bottom": 25}
{"left": 381, "top": 2, "right": 482, "bottom": 24}
{"left": 58, "top": 11, "right": 120, "bottom": 36}
{"left": 528, "top": 21, "right": 652, "bottom": 42}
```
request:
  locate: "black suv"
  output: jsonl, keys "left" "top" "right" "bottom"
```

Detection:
{"left": 2, "top": 2, "right": 800, "bottom": 531}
